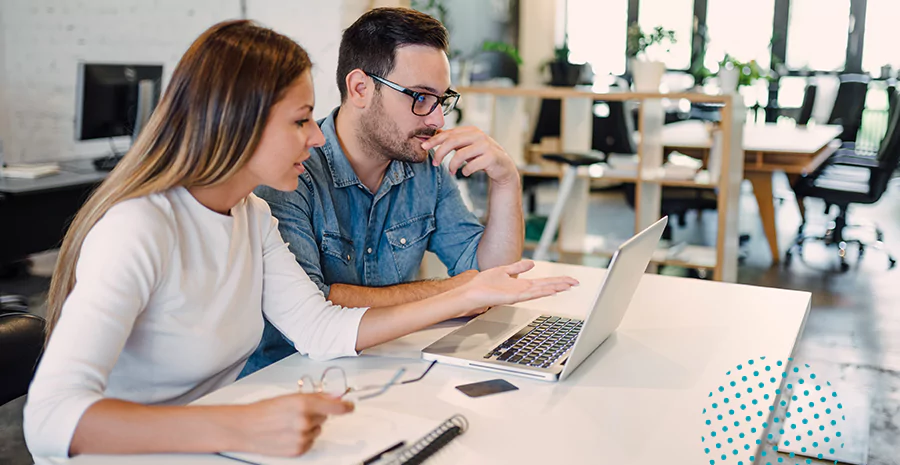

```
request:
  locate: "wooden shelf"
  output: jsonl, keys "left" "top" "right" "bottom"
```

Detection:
{"left": 519, "top": 166, "right": 638, "bottom": 184}
{"left": 457, "top": 85, "right": 734, "bottom": 104}
{"left": 524, "top": 236, "right": 717, "bottom": 270}
{"left": 639, "top": 170, "right": 718, "bottom": 188}
{"left": 643, "top": 178, "right": 717, "bottom": 188}
{"left": 463, "top": 86, "right": 744, "bottom": 281}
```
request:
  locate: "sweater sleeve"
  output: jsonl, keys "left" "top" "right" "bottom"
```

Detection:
{"left": 255, "top": 200, "right": 368, "bottom": 361}
{"left": 23, "top": 200, "right": 173, "bottom": 460}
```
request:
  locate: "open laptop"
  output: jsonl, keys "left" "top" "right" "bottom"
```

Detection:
{"left": 422, "top": 216, "right": 667, "bottom": 382}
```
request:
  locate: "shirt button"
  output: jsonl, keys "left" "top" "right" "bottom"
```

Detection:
{"left": 367, "top": 247, "right": 373, "bottom": 254}
{"left": 400, "top": 238, "right": 407, "bottom": 245}
{"left": 346, "top": 254, "right": 351, "bottom": 261}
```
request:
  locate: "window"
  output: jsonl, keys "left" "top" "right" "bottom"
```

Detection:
{"left": 785, "top": 0, "right": 850, "bottom": 71}
{"left": 862, "top": 0, "right": 900, "bottom": 75}
{"left": 704, "top": 0, "right": 775, "bottom": 72}
{"left": 566, "top": 0, "right": 629, "bottom": 77}
{"left": 638, "top": 0, "right": 694, "bottom": 69}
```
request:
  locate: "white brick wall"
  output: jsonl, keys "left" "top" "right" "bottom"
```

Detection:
{"left": 0, "top": 0, "right": 359, "bottom": 165}
{"left": 247, "top": 0, "right": 344, "bottom": 122}
{"left": 0, "top": 0, "right": 243, "bottom": 163}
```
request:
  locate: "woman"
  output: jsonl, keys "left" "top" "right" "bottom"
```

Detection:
{"left": 23, "top": 20, "right": 576, "bottom": 462}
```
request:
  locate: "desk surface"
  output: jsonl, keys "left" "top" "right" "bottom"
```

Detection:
{"left": 663, "top": 120, "right": 843, "bottom": 155}
{"left": 0, "top": 160, "right": 106, "bottom": 194}
{"left": 69, "top": 262, "right": 810, "bottom": 465}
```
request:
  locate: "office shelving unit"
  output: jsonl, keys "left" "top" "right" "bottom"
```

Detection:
{"left": 456, "top": 86, "right": 745, "bottom": 282}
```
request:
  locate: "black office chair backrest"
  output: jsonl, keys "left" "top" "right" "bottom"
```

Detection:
{"left": 0, "top": 313, "right": 46, "bottom": 405}
{"left": 531, "top": 98, "right": 638, "bottom": 154}
{"left": 870, "top": 90, "right": 900, "bottom": 196}
{"left": 890, "top": 85, "right": 898, "bottom": 121}
{"left": 532, "top": 99, "right": 561, "bottom": 144}
{"left": 797, "top": 83, "right": 818, "bottom": 126}
{"left": 591, "top": 100, "right": 638, "bottom": 154}
{"left": 828, "top": 74, "right": 870, "bottom": 141}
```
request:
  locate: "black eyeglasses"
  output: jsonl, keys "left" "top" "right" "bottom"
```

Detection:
{"left": 366, "top": 72, "right": 460, "bottom": 117}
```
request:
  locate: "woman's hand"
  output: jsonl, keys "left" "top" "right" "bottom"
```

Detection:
{"left": 235, "top": 393, "right": 354, "bottom": 456}
{"left": 456, "top": 260, "right": 578, "bottom": 316}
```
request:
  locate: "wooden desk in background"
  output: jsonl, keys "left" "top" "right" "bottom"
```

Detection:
{"left": 662, "top": 121, "right": 843, "bottom": 264}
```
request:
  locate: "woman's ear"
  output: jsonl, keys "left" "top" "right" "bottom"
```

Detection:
{"left": 345, "top": 69, "right": 370, "bottom": 109}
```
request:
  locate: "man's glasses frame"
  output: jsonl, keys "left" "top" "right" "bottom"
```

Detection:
{"left": 365, "top": 72, "right": 460, "bottom": 117}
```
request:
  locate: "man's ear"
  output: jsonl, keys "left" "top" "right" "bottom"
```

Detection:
{"left": 345, "top": 69, "right": 371, "bottom": 109}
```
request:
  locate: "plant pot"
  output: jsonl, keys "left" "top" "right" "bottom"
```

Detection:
{"left": 630, "top": 58, "right": 665, "bottom": 92}
{"left": 450, "top": 57, "right": 472, "bottom": 87}
{"left": 549, "top": 61, "right": 585, "bottom": 87}
{"left": 717, "top": 67, "right": 740, "bottom": 94}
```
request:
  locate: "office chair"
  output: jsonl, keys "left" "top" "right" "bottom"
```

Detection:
{"left": 531, "top": 97, "right": 717, "bottom": 258}
{"left": 0, "top": 313, "right": 46, "bottom": 405}
{"left": 0, "top": 261, "right": 29, "bottom": 315}
{"left": 797, "top": 83, "right": 818, "bottom": 126}
{"left": 827, "top": 74, "right": 870, "bottom": 143}
{"left": 525, "top": 98, "right": 634, "bottom": 214}
{"left": 785, "top": 91, "right": 900, "bottom": 272}
{"left": 0, "top": 294, "right": 29, "bottom": 314}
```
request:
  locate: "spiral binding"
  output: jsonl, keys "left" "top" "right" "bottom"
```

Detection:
{"left": 383, "top": 414, "right": 469, "bottom": 465}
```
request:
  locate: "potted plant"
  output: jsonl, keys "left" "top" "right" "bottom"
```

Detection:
{"left": 545, "top": 35, "right": 587, "bottom": 87}
{"left": 716, "top": 54, "right": 765, "bottom": 93}
{"left": 481, "top": 40, "right": 523, "bottom": 67}
{"left": 626, "top": 24, "right": 676, "bottom": 92}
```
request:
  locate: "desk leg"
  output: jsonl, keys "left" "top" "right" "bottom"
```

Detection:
{"left": 747, "top": 171, "right": 780, "bottom": 264}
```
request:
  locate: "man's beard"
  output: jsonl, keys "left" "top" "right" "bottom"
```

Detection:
{"left": 358, "top": 94, "right": 436, "bottom": 164}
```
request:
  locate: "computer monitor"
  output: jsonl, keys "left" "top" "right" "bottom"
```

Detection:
{"left": 75, "top": 63, "right": 163, "bottom": 141}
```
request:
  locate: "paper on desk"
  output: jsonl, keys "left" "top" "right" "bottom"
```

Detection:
{"left": 0, "top": 163, "right": 60, "bottom": 179}
{"left": 220, "top": 404, "right": 439, "bottom": 465}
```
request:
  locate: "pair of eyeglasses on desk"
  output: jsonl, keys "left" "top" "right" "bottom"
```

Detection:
{"left": 297, "top": 360, "right": 436, "bottom": 401}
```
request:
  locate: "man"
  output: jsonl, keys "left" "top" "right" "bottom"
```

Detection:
{"left": 243, "top": 7, "right": 523, "bottom": 374}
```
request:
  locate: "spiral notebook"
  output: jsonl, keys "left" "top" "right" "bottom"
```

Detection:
{"left": 375, "top": 415, "right": 468, "bottom": 465}
{"left": 217, "top": 406, "right": 468, "bottom": 465}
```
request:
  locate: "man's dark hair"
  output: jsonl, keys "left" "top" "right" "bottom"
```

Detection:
{"left": 337, "top": 7, "right": 449, "bottom": 102}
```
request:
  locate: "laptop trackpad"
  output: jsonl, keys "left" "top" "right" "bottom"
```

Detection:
{"left": 424, "top": 319, "right": 518, "bottom": 355}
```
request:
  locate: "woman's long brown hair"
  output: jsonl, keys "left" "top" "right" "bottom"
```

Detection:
{"left": 45, "top": 20, "right": 311, "bottom": 340}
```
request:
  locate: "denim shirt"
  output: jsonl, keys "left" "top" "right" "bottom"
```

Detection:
{"left": 241, "top": 107, "right": 484, "bottom": 376}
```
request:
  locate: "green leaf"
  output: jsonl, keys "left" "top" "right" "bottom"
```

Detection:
{"left": 482, "top": 40, "right": 523, "bottom": 66}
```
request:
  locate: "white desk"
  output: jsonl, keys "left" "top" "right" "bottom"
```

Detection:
{"left": 662, "top": 120, "right": 842, "bottom": 158}
{"left": 69, "top": 262, "right": 810, "bottom": 465}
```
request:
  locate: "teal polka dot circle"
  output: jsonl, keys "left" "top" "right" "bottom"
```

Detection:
{"left": 702, "top": 358, "right": 845, "bottom": 465}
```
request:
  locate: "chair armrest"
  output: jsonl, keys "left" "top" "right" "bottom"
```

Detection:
{"left": 829, "top": 155, "right": 879, "bottom": 168}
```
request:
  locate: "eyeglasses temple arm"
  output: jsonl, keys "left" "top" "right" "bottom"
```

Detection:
{"left": 356, "top": 367, "right": 406, "bottom": 401}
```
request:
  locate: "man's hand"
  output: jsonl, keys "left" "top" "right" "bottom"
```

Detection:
{"left": 423, "top": 126, "right": 520, "bottom": 187}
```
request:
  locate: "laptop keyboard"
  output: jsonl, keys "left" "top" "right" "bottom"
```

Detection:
{"left": 483, "top": 315, "right": 583, "bottom": 369}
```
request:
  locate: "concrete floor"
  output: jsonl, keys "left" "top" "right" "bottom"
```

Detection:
{"left": 1, "top": 174, "right": 898, "bottom": 464}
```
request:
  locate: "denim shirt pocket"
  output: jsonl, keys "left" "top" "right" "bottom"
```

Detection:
{"left": 321, "top": 232, "right": 354, "bottom": 266}
{"left": 384, "top": 214, "right": 436, "bottom": 280}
